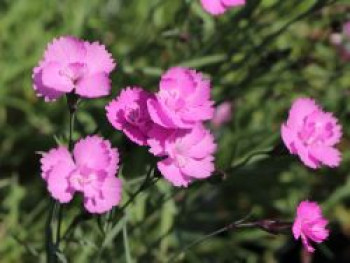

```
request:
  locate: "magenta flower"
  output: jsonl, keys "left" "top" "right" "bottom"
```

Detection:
{"left": 211, "top": 102, "right": 232, "bottom": 128}
{"left": 40, "top": 135, "right": 121, "bottom": 214}
{"left": 148, "top": 124, "right": 216, "bottom": 187}
{"left": 200, "top": 0, "right": 245, "bottom": 16}
{"left": 33, "top": 36, "right": 116, "bottom": 101}
{"left": 281, "top": 98, "right": 342, "bottom": 169}
{"left": 292, "top": 201, "right": 329, "bottom": 253}
{"left": 147, "top": 67, "right": 214, "bottom": 129}
{"left": 106, "top": 87, "right": 153, "bottom": 146}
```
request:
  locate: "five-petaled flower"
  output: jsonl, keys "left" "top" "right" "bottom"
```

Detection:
{"left": 40, "top": 135, "right": 121, "bottom": 214}
{"left": 33, "top": 36, "right": 116, "bottom": 101}
{"left": 293, "top": 201, "right": 329, "bottom": 253}
{"left": 281, "top": 98, "right": 342, "bottom": 169}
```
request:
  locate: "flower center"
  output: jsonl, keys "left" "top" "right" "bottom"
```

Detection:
{"left": 59, "top": 62, "right": 87, "bottom": 84}
{"left": 125, "top": 104, "right": 145, "bottom": 126}
{"left": 69, "top": 168, "right": 98, "bottom": 193}
{"left": 298, "top": 118, "right": 334, "bottom": 146}
{"left": 173, "top": 141, "right": 188, "bottom": 167}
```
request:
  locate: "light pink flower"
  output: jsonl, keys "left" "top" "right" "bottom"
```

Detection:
{"left": 200, "top": 0, "right": 245, "bottom": 16}
{"left": 147, "top": 67, "right": 214, "bottom": 129}
{"left": 106, "top": 87, "right": 153, "bottom": 145}
{"left": 211, "top": 102, "right": 232, "bottom": 128}
{"left": 292, "top": 201, "right": 329, "bottom": 253}
{"left": 40, "top": 135, "right": 121, "bottom": 214}
{"left": 281, "top": 98, "right": 342, "bottom": 169}
{"left": 33, "top": 36, "right": 116, "bottom": 101}
{"left": 330, "top": 21, "right": 350, "bottom": 61}
{"left": 148, "top": 124, "right": 216, "bottom": 187}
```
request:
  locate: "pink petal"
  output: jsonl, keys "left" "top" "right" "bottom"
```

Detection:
{"left": 287, "top": 98, "right": 319, "bottom": 129}
{"left": 83, "top": 41, "right": 116, "bottom": 74}
{"left": 44, "top": 36, "right": 86, "bottom": 64}
{"left": 47, "top": 161, "right": 75, "bottom": 203}
{"left": 281, "top": 124, "right": 297, "bottom": 154}
{"left": 222, "top": 0, "right": 246, "bottom": 7}
{"left": 157, "top": 158, "right": 192, "bottom": 187}
{"left": 180, "top": 104, "right": 214, "bottom": 122}
{"left": 309, "top": 145, "right": 341, "bottom": 168}
{"left": 123, "top": 123, "right": 148, "bottom": 146}
{"left": 200, "top": 0, "right": 226, "bottom": 15}
{"left": 84, "top": 177, "right": 122, "bottom": 214}
{"left": 75, "top": 72, "right": 111, "bottom": 98}
{"left": 33, "top": 66, "right": 65, "bottom": 101}
{"left": 181, "top": 157, "right": 215, "bottom": 179}
{"left": 188, "top": 132, "right": 217, "bottom": 159}
{"left": 41, "top": 146, "right": 74, "bottom": 180}
{"left": 301, "top": 234, "right": 315, "bottom": 253}
{"left": 41, "top": 62, "right": 74, "bottom": 93}
{"left": 73, "top": 136, "right": 119, "bottom": 174}
{"left": 147, "top": 98, "right": 176, "bottom": 128}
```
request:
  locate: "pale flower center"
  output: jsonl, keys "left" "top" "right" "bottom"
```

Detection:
{"left": 59, "top": 62, "right": 87, "bottom": 84}
{"left": 172, "top": 141, "right": 188, "bottom": 168}
{"left": 299, "top": 119, "right": 333, "bottom": 146}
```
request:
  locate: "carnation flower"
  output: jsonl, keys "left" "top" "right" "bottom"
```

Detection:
{"left": 147, "top": 67, "right": 214, "bottom": 129}
{"left": 211, "top": 102, "right": 232, "bottom": 128}
{"left": 200, "top": 0, "right": 245, "bottom": 16}
{"left": 106, "top": 87, "right": 153, "bottom": 145}
{"left": 40, "top": 135, "right": 121, "bottom": 214}
{"left": 281, "top": 98, "right": 342, "bottom": 169}
{"left": 33, "top": 36, "right": 116, "bottom": 101}
{"left": 292, "top": 201, "right": 329, "bottom": 253}
{"left": 148, "top": 124, "right": 216, "bottom": 187}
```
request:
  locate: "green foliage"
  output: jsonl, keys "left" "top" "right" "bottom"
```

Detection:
{"left": 1, "top": 0, "right": 350, "bottom": 262}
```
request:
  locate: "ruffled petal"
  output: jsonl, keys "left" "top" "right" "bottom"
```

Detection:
{"left": 181, "top": 157, "right": 215, "bottom": 179}
{"left": 158, "top": 158, "right": 192, "bottom": 187}
{"left": 75, "top": 72, "right": 111, "bottom": 98}
{"left": 41, "top": 62, "right": 74, "bottom": 93}
{"left": 41, "top": 146, "right": 74, "bottom": 180}
{"left": 47, "top": 161, "right": 75, "bottom": 203}
{"left": 147, "top": 98, "right": 176, "bottom": 128}
{"left": 84, "top": 177, "right": 122, "bottom": 214}
{"left": 309, "top": 145, "right": 341, "bottom": 168}
{"left": 84, "top": 41, "right": 116, "bottom": 74}
{"left": 32, "top": 66, "right": 64, "bottom": 101}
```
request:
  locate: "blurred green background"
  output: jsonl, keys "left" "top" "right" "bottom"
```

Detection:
{"left": 1, "top": 0, "right": 350, "bottom": 262}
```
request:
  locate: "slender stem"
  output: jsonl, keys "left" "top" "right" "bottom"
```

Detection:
{"left": 45, "top": 200, "right": 57, "bottom": 263}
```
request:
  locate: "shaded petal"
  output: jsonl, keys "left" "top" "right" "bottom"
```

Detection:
{"left": 84, "top": 177, "right": 122, "bottom": 214}
{"left": 123, "top": 123, "right": 148, "bottom": 146}
{"left": 147, "top": 98, "right": 176, "bottom": 128}
{"left": 158, "top": 158, "right": 192, "bottom": 187}
{"left": 41, "top": 62, "right": 74, "bottom": 93}
{"left": 309, "top": 145, "right": 341, "bottom": 168}
{"left": 181, "top": 157, "right": 215, "bottom": 179}
{"left": 76, "top": 72, "right": 111, "bottom": 98}
{"left": 32, "top": 66, "right": 64, "bottom": 101}
{"left": 47, "top": 161, "right": 75, "bottom": 203}
{"left": 222, "top": 0, "right": 246, "bottom": 7}
{"left": 41, "top": 146, "right": 74, "bottom": 180}
{"left": 200, "top": 0, "right": 226, "bottom": 15}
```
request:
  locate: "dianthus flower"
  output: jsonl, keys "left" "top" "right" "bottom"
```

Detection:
{"left": 200, "top": 0, "right": 245, "bottom": 16}
{"left": 292, "top": 201, "right": 329, "bottom": 253}
{"left": 281, "top": 98, "right": 342, "bottom": 169}
{"left": 147, "top": 124, "right": 216, "bottom": 187}
{"left": 211, "top": 102, "right": 232, "bottom": 128}
{"left": 33, "top": 36, "right": 116, "bottom": 101}
{"left": 106, "top": 87, "right": 153, "bottom": 145}
{"left": 147, "top": 67, "right": 214, "bottom": 129}
{"left": 40, "top": 135, "right": 121, "bottom": 214}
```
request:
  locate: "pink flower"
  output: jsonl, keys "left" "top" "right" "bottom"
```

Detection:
{"left": 148, "top": 124, "right": 216, "bottom": 187}
{"left": 281, "top": 98, "right": 342, "bottom": 169}
{"left": 106, "top": 87, "right": 153, "bottom": 145}
{"left": 33, "top": 36, "right": 116, "bottom": 101}
{"left": 292, "top": 201, "right": 329, "bottom": 253}
{"left": 330, "top": 21, "right": 350, "bottom": 61}
{"left": 147, "top": 67, "right": 214, "bottom": 129}
{"left": 211, "top": 102, "right": 232, "bottom": 128}
{"left": 40, "top": 135, "right": 121, "bottom": 214}
{"left": 200, "top": 0, "right": 245, "bottom": 16}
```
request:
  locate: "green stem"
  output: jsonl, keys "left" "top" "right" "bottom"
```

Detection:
{"left": 45, "top": 200, "right": 57, "bottom": 263}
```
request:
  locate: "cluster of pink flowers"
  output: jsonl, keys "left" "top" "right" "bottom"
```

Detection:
{"left": 281, "top": 98, "right": 342, "bottom": 169}
{"left": 330, "top": 21, "right": 350, "bottom": 61}
{"left": 106, "top": 67, "right": 217, "bottom": 187}
{"left": 200, "top": 0, "right": 245, "bottom": 16}
{"left": 33, "top": 33, "right": 339, "bottom": 253}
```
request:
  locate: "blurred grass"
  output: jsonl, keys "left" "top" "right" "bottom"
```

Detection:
{"left": 1, "top": 0, "right": 350, "bottom": 262}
